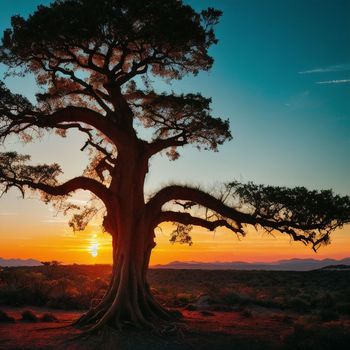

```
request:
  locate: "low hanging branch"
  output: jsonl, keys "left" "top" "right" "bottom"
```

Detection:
{"left": 149, "top": 183, "right": 350, "bottom": 251}
{"left": 0, "top": 152, "right": 111, "bottom": 205}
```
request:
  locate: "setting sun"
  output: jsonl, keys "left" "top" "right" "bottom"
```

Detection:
{"left": 89, "top": 233, "right": 99, "bottom": 258}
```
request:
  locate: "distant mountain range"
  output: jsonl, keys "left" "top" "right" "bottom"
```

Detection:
{"left": 1, "top": 257, "right": 350, "bottom": 271}
{"left": 0, "top": 258, "right": 42, "bottom": 267}
{"left": 152, "top": 258, "right": 350, "bottom": 271}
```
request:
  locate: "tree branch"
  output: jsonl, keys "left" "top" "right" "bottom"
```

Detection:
{"left": 158, "top": 211, "right": 244, "bottom": 235}
{"left": 36, "top": 57, "right": 112, "bottom": 113}
{"left": 147, "top": 185, "right": 348, "bottom": 249}
{"left": 1, "top": 171, "right": 110, "bottom": 206}
{"left": 1, "top": 106, "right": 123, "bottom": 148}
{"left": 147, "top": 132, "right": 188, "bottom": 157}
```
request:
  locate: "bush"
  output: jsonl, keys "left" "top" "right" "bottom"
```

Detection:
{"left": 289, "top": 297, "right": 311, "bottom": 312}
{"left": 220, "top": 291, "right": 248, "bottom": 306}
{"left": 173, "top": 293, "right": 194, "bottom": 306}
{"left": 0, "top": 285, "right": 25, "bottom": 306}
{"left": 241, "top": 309, "right": 253, "bottom": 318}
{"left": 21, "top": 310, "right": 38, "bottom": 322}
{"left": 283, "top": 323, "right": 350, "bottom": 350}
{"left": 40, "top": 312, "right": 58, "bottom": 322}
{"left": 0, "top": 310, "right": 15, "bottom": 323}
{"left": 317, "top": 309, "right": 340, "bottom": 322}
{"left": 337, "top": 303, "right": 350, "bottom": 317}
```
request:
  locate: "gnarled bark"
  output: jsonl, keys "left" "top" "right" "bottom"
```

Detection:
{"left": 75, "top": 219, "right": 173, "bottom": 332}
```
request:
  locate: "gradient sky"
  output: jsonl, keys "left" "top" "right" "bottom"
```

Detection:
{"left": 0, "top": 0, "right": 349, "bottom": 264}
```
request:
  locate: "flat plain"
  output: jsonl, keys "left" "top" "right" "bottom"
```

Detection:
{"left": 0, "top": 266, "right": 349, "bottom": 349}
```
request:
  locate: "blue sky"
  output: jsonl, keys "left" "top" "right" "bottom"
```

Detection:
{"left": 0, "top": 0, "right": 349, "bottom": 194}
{"left": 169, "top": 0, "right": 350, "bottom": 195}
{"left": 0, "top": 0, "right": 349, "bottom": 262}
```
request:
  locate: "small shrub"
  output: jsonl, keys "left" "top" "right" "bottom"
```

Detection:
{"left": 217, "top": 290, "right": 250, "bottom": 306}
{"left": 281, "top": 315, "right": 294, "bottom": 324}
{"left": 40, "top": 313, "right": 58, "bottom": 322}
{"left": 283, "top": 324, "right": 350, "bottom": 350}
{"left": 184, "top": 304, "right": 197, "bottom": 311}
{"left": 317, "top": 309, "right": 340, "bottom": 322}
{"left": 201, "top": 310, "right": 214, "bottom": 316}
{"left": 21, "top": 310, "right": 38, "bottom": 322}
{"left": 336, "top": 303, "right": 350, "bottom": 317}
{"left": 241, "top": 309, "right": 253, "bottom": 318}
{"left": 174, "top": 293, "right": 194, "bottom": 306}
{"left": 289, "top": 297, "right": 310, "bottom": 312}
{"left": 0, "top": 310, "right": 15, "bottom": 323}
{"left": 212, "top": 304, "right": 232, "bottom": 311}
{"left": 0, "top": 285, "right": 25, "bottom": 306}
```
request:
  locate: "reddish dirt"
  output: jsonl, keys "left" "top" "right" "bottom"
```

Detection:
{"left": 0, "top": 306, "right": 297, "bottom": 349}
{"left": 182, "top": 308, "right": 293, "bottom": 339}
{"left": 0, "top": 307, "right": 81, "bottom": 350}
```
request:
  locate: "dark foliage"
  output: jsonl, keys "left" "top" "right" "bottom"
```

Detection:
{"left": 284, "top": 323, "right": 350, "bottom": 350}
{"left": 40, "top": 312, "right": 58, "bottom": 322}
{"left": 0, "top": 310, "right": 15, "bottom": 323}
{"left": 21, "top": 309, "right": 38, "bottom": 322}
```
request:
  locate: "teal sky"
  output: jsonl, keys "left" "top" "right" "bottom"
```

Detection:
{"left": 0, "top": 1, "right": 349, "bottom": 249}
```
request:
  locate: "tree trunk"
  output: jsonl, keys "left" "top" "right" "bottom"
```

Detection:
{"left": 75, "top": 226, "right": 173, "bottom": 331}
{"left": 76, "top": 131, "right": 178, "bottom": 331}
{"left": 75, "top": 141, "right": 174, "bottom": 332}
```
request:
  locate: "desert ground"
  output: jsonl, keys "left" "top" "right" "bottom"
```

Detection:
{"left": 1, "top": 266, "right": 350, "bottom": 349}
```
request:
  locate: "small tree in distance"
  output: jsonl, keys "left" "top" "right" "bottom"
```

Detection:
{"left": 0, "top": 0, "right": 349, "bottom": 332}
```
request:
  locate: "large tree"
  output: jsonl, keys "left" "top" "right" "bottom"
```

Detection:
{"left": 0, "top": 0, "right": 349, "bottom": 332}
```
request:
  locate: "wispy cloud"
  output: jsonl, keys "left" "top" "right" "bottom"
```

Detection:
{"left": 299, "top": 63, "right": 350, "bottom": 74}
{"left": 316, "top": 79, "right": 350, "bottom": 85}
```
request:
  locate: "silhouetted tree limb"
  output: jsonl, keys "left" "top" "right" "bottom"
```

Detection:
{"left": 0, "top": 83, "right": 122, "bottom": 143}
{"left": 158, "top": 211, "right": 244, "bottom": 235}
{"left": 0, "top": 152, "right": 110, "bottom": 204}
{"left": 148, "top": 184, "right": 350, "bottom": 251}
{"left": 127, "top": 90, "right": 231, "bottom": 159}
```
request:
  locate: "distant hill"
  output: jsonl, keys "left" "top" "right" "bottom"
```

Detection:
{"left": 320, "top": 264, "right": 350, "bottom": 271}
{"left": 0, "top": 258, "right": 42, "bottom": 267}
{"left": 2, "top": 257, "right": 350, "bottom": 270}
{"left": 152, "top": 257, "right": 350, "bottom": 271}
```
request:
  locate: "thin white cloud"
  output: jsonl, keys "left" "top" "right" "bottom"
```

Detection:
{"left": 299, "top": 63, "right": 350, "bottom": 74}
{"left": 0, "top": 212, "right": 17, "bottom": 216}
{"left": 316, "top": 79, "right": 350, "bottom": 84}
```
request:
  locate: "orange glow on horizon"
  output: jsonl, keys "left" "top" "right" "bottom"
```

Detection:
{"left": 1, "top": 215, "right": 349, "bottom": 265}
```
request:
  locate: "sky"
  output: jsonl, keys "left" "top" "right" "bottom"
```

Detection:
{"left": 0, "top": 0, "right": 349, "bottom": 265}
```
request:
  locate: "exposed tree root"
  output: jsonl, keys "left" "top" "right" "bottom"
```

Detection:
{"left": 72, "top": 254, "right": 182, "bottom": 335}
